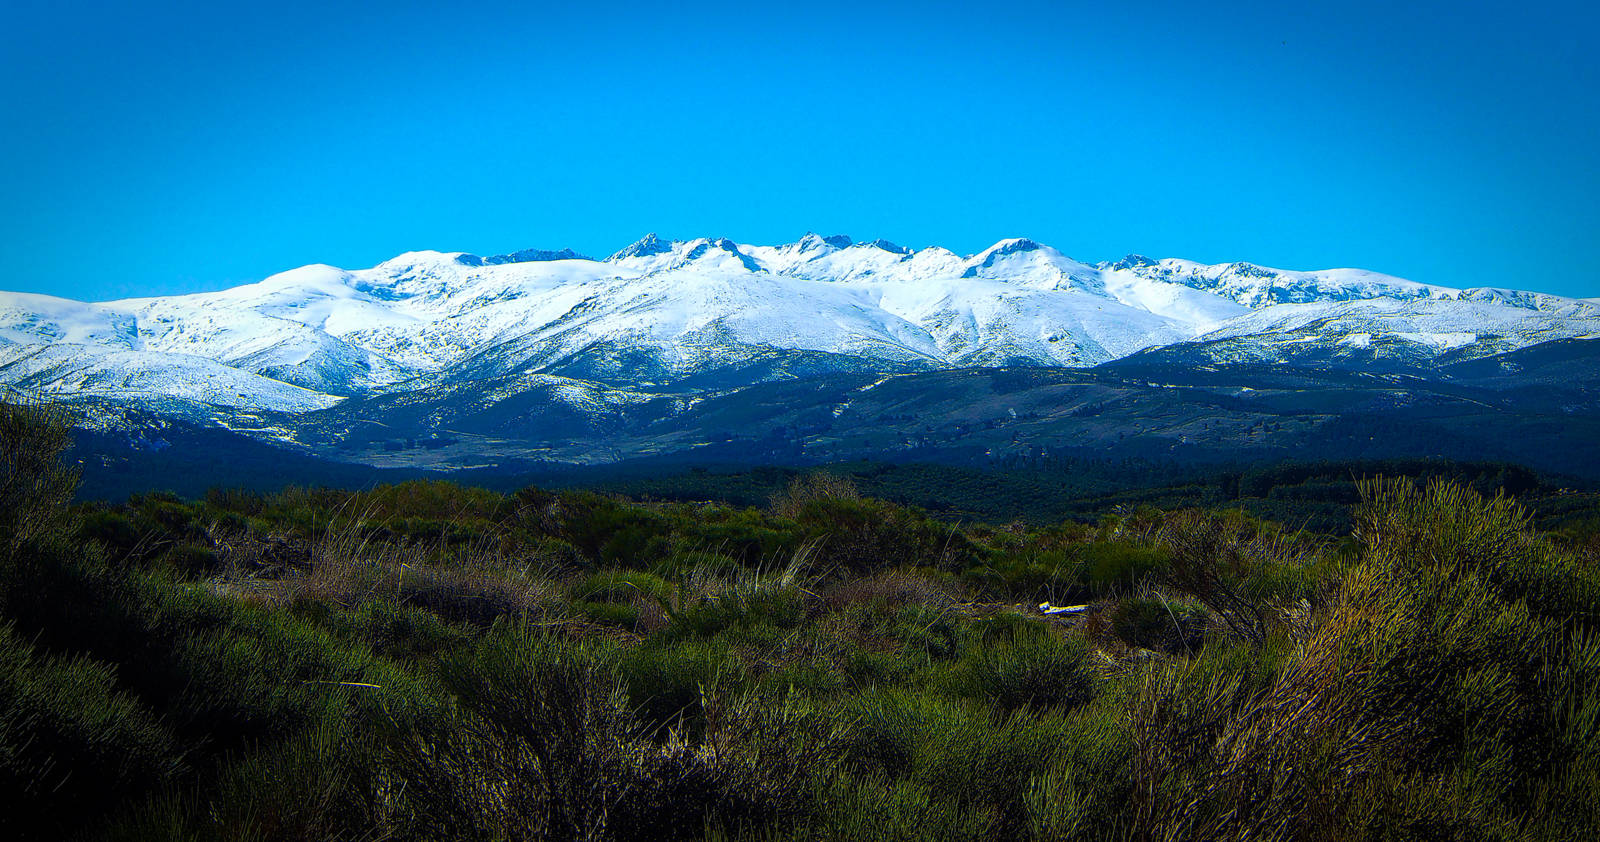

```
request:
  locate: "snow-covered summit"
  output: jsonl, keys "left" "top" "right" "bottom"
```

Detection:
{"left": 608, "top": 233, "right": 674, "bottom": 260}
{"left": 606, "top": 236, "right": 763, "bottom": 275}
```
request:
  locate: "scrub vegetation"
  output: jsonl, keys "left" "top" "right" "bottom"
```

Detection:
{"left": 5, "top": 398, "right": 1600, "bottom": 840}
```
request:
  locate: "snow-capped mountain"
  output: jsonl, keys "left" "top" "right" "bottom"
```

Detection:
{"left": 2, "top": 234, "right": 1597, "bottom": 424}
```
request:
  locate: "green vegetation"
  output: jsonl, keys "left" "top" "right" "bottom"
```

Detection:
{"left": 591, "top": 456, "right": 1596, "bottom": 535}
{"left": 6, "top": 398, "right": 1600, "bottom": 839}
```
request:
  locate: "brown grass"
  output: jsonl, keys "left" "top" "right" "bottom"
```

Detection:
{"left": 768, "top": 471, "right": 859, "bottom": 518}
{"left": 209, "top": 512, "right": 554, "bottom": 625}
{"left": 817, "top": 568, "right": 967, "bottom": 613}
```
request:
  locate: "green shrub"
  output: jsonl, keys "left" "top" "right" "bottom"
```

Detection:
{"left": 337, "top": 600, "right": 467, "bottom": 661}
{"left": 1022, "top": 704, "right": 1134, "bottom": 840}
{"left": 135, "top": 498, "right": 199, "bottom": 540}
{"left": 794, "top": 497, "right": 977, "bottom": 575}
{"left": 834, "top": 688, "right": 1076, "bottom": 834}
{"left": 160, "top": 543, "right": 221, "bottom": 577}
{"left": 1127, "top": 480, "right": 1600, "bottom": 839}
{"left": 384, "top": 625, "right": 642, "bottom": 841}
{"left": 847, "top": 602, "right": 961, "bottom": 661}
{"left": 1109, "top": 595, "right": 1206, "bottom": 654}
{"left": 620, "top": 639, "right": 742, "bottom": 730}
{"left": 770, "top": 471, "right": 860, "bottom": 517}
{"left": 1155, "top": 510, "right": 1320, "bottom": 645}
{"left": 102, "top": 713, "right": 396, "bottom": 842}
{"left": 1080, "top": 541, "right": 1170, "bottom": 591}
{"left": 78, "top": 508, "right": 145, "bottom": 558}
{"left": 964, "top": 548, "right": 1084, "bottom": 600}
{"left": 792, "top": 773, "right": 997, "bottom": 840}
{"left": 203, "top": 486, "right": 266, "bottom": 516}
{"left": 679, "top": 516, "right": 801, "bottom": 566}
{"left": 941, "top": 621, "right": 1099, "bottom": 712}
{"left": 658, "top": 588, "right": 806, "bottom": 642}
{"left": 352, "top": 480, "right": 504, "bottom": 522}
{"left": 524, "top": 535, "right": 589, "bottom": 572}
{"left": 0, "top": 399, "right": 78, "bottom": 549}
{"left": 577, "top": 569, "right": 673, "bottom": 604}
{"left": 546, "top": 491, "right": 672, "bottom": 563}
{"left": 0, "top": 623, "right": 180, "bottom": 839}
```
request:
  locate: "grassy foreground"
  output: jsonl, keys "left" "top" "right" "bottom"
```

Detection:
{"left": 5, "top": 399, "right": 1600, "bottom": 840}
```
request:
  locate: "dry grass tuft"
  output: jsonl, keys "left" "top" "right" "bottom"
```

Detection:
{"left": 818, "top": 568, "right": 966, "bottom": 613}
{"left": 768, "top": 471, "right": 859, "bottom": 518}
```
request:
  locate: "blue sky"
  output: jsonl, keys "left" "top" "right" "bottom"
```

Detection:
{"left": 3, "top": 0, "right": 1596, "bottom": 300}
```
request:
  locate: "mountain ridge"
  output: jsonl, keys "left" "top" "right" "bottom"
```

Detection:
{"left": 2, "top": 234, "right": 1596, "bottom": 469}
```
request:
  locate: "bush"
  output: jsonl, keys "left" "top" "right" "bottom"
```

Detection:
{"left": 620, "top": 639, "right": 742, "bottom": 731}
{"left": 659, "top": 587, "right": 807, "bottom": 643}
{"left": 102, "top": 714, "right": 396, "bottom": 842}
{"left": 160, "top": 543, "right": 221, "bottom": 577}
{"left": 770, "top": 471, "right": 859, "bottom": 518}
{"left": 963, "top": 548, "right": 1084, "bottom": 601}
{"left": 794, "top": 497, "right": 976, "bottom": 575}
{"left": 1080, "top": 541, "right": 1170, "bottom": 591}
{"left": 575, "top": 599, "right": 641, "bottom": 628}
{"left": 204, "top": 486, "right": 266, "bottom": 516}
{"left": 1126, "top": 479, "right": 1600, "bottom": 839}
{"left": 1109, "top": 595, "right": 1207, "bottom": 654}
{"left": 0, "top": 399, "right": 78, "bottom": 549}
{"left": 78, "top": 508, "right": 145, "bottom": 559}
{"left": 337, "top": 600, "right": 467, "bottom": 661}
{"left": 388, "top": 624, "right": 836, "bottom": 841}
{"left": 1155, "top": 510, "right": 1322, "bottom": 645}
{"left": 650, "top": 549, "right": 741, "bottom": 579}
{"left": 835, "top": 688, "right": 1079, "bottom": 835}
{"left": 0, "top": 623, "right": 180, "bottom": 839}
{"left": 942, "top": 620, "right": 1099, "bottom": 712}
{"left": 385, "top": 626, "right": 643, "bottom": 841}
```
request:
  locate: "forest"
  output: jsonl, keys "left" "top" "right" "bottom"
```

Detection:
{"left": 6, "top": 397, "right": 1600, "bottom": 840}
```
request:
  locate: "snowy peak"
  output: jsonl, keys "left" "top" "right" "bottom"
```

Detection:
{"left": 791, "top": 232, "right": 853, "bottom": 251}
{"left": 961, "top": 239, "right": 1103, "bottom": 293}
{"left": 975, "top": 237, "right": 1046, "bottom": 259}
{"left": 605, "top": 235, "right": 763, "bottom": 275}
{"left": 964, "top": 239, "right": 1077, "bottom": 271}
{"left": 1105, "top": 254, "right": 1158, "bottom": 271}
{"left": 608, "top": 233, "right": 674, "bottom": 261}
{"left": 675, "top": 238, "right": 764, "bottom": 273}
{"left": 742, "top": 234, "right": 923, "bottom": 282}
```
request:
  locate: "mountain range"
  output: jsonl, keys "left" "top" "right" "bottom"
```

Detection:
{"left": 3, "top": 233, "right": 1597, "bottom": 490}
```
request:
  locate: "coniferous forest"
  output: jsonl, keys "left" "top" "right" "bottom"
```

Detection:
{"left": 5, "top": 397, "right": 1600, "bottom": 840}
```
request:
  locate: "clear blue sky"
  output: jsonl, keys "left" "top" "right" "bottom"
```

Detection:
{"left": 4, "top": 0, "right": 1596, "bottom": 300}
